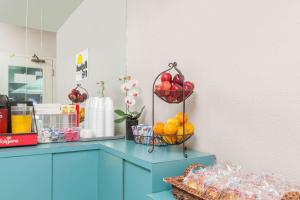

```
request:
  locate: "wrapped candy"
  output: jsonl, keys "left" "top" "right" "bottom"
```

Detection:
{"left": 182, "top": 161, "right": 300, "bottom": 200}
{"left": 183, "top": 168, "right": 206, "bottom": 192}
{"left": 220, "top": 189, "right": 240, "bottom": 200}
{"left": 65, "top": 128, "right": 79, "bottom": 142}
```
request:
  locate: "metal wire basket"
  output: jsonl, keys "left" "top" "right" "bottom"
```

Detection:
{"left": 149, "top": 62, "right": 194, "bottom": 158}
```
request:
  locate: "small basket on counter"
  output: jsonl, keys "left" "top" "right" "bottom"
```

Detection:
{"left": 164, "top": 163, "right": 300, "bottom": 200}
{"left": 68, "top": 84, "right": 89, "bottom": 104}
{"left": 154, "top": 89, "right": 193, "bottom": 104}
{"left": 131, "top": 125, "right": 167, "bottom": 146}
{"left": 36, "top": 104, "right": 80, "bottom": 143}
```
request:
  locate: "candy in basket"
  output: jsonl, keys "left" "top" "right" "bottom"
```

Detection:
{"left": 164, "top": 162, "right": 300, "bottom": 200}
{"left": 131, "top": 124, "right": 167, "bottom": 146}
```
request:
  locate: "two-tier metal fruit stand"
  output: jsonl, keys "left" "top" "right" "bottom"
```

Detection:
{"left": 148, "top": 62, "right": 194, "bottom": 158}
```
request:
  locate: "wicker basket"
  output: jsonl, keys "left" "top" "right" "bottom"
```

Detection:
{"left": 164, "top": 164, "right": 300, "bottom": 200}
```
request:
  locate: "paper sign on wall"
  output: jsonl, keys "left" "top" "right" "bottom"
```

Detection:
{"left": 76, "top": 49, "right": 88, "bottom": 81}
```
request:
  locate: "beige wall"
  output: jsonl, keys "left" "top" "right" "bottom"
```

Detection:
{"left": 56, "top": 0, "right": 126, "bottom": 133}
{"left": 127, "top": 0, "right": 300, "bottom": 181}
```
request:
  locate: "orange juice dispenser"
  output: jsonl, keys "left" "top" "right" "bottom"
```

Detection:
{"left": 0, "top": 101, "right": 38, "bottom": 147}
{"left": 11, "top": 103, "right": 33, "bottom": 134}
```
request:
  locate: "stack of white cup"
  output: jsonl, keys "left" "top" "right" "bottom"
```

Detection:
{"left": 82, "top": 97, "right": 114, "bottom": 138}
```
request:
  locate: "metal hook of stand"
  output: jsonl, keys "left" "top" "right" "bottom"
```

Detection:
{"left": 148, "top": 81, "right": 156, "bottom": 153}
{"left": 183, "top": 146, "right": 188, "bottom": 158}
{"left": 148, "top": 143, "right": 154, "bottom": 153}
{"left": 182, "top": 69, "right": 188, "bottom": 158}
{"left": 168, "top": 62, "right": 177, "bottom": 68}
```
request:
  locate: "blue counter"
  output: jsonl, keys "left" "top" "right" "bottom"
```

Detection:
{"left": 148, "top": 190, "right": 174, "bottom": 200}
{"left": 0, "top": 139, "right": 215, "bottom": 200}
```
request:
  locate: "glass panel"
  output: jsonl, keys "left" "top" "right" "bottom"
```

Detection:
{"left": 8, "top": 65, "right": 44, "bottom": 103}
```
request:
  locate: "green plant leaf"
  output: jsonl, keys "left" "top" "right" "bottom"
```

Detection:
{"left": 127, "top": 117, "right": 136, "bottom": 121}
{"left": 114, "top": 117, "right": 127, "bottom": 123}
{"left": 131, "top": 111, "right": 138, "bottom": 116}
{"left": 135, "top": 106, "right": 145, "bottom": 120}
{"left": 114, "top": 109, "right": 126, "bottom": 116}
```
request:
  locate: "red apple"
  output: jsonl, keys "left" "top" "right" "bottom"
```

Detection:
{"left": 161, "top": 72, "right": 172, "bottom": 82}
{"left": 173, "top": 74, "right": 184, "bottom": 86}
{"left": 82, "top": 93, "right": 88, "bottom": 100}
{"left": 68, "top": 93, "right": 76, "bottom": 101}
{"left": 170, "top": 83, "right": 183, "bottom": 98}
{"left": 72, "top": 89, "right": 79, "bottom": 96}
{"left": 183, "top": 81, "right": 194, "bottom": 96}
{"left": 78, "top": 94, "right": 84, "bottom": 103}
{"left": 183, "top": 84, "right": 192, "bottom": 96}
{"left": 161, "top": 81, "right": 171, "bottom": 96}
{"left": 71, "top": 89, "right": 77, "bottom": 94}
{"left": 184, "top": 81, "right": 194, "bottom": 90}
{"left": 155, "top": 84, "right": 164, "bottom": 97}
{"left": 177, "top": 96, "right": 183, "bottom": 102}
{"left": 167, "top": 95, "right": 177, "bottom": 103}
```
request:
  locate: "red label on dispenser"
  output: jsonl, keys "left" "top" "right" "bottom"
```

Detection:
{"left": 0, "top": 134, "right": 37, "bottom": 147}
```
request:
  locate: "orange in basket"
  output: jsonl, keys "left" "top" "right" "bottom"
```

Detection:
{"left": 176, "top": 112, "right": 188, "bottom": 124}
{"left": 163, "top": 123, "right": 177, "bottom": 144}
{"left": 153, "top": 122, "right": 165, "bottom": 135}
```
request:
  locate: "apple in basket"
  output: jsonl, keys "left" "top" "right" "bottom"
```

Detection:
{"left": 170, "top": 83, "right": 183, "bottom": 98}
{"left": 155, "top": 84, "right": 164, "bottom": 97}
{"left": 173, "top": 74, "right": 184, "bottom": 86}
{"left": 183, "top": 81, "right": 194, "bottom": 96}
{"left": 167, "top": 95, "right": 177, "bottom": 103}
{"left": 161, "top": 72, "right": 172, "bottom": 82}
{"left": 161, "top": 81, "right": 172, "bottom": 96}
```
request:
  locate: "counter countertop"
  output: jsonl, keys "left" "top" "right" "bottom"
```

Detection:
{"left": 148, "top": 190, "right": 174, "bottom": 200}
{"left": 0, "top": 139, "right": 215, "bottom": 170}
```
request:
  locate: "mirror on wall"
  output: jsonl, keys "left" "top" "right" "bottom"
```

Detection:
{"left": 0, "top": 0, "right": 127, "bottom": 107}
{"left": 0, "top": 0, "right": 83, "bottom": 103}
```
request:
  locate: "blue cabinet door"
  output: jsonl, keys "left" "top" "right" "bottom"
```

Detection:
{"left": 124, "top": 161, "right": 152, "bottom": 200}
{"left": 53, "top": 150, "right": 99, "bottom": 200}
{"left": 99, "top": 151, "right": 123, "bottom": 200}
{"left": 0, "top": 154, "right": 52, "bottom": 200}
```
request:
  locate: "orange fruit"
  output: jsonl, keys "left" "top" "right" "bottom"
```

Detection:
{"left": 163, "top": 135, "right": 177, "bottom": 144}
{"left": 163, "top": 123, "right": 178, "bottom": 144}
{"left": 167, "top": 118, "right": 180, "bottom": 127}
{"left": 177, "top": 126, "right": 184, "bottom": 143}
{"left": 153, "top": 122, "right": 165, "bottom": 135}
{"left": 177, "top": 123, "right": 195, "bottom": 143}
{"left": 185, "top": 122, "right": 195, "bottom": 134}
{"left": 163, "top": 123, "right": 178, "bottom": 135}
{"left": 176, "top": 112, "right": 188, "bottom": 124}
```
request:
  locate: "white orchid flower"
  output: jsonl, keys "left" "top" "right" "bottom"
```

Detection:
{"left": 120, "top": 82, "right": 132, "bottom": 93}
{"left": 125, "top": 96, "right": 136, "bottom": 106}
{"left": 128, "top": 88, "right": 140, "bottom": 97}
{"left": 129, "top": 79, "right": 139, "bottom": 88}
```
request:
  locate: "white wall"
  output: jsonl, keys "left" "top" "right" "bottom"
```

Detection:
{"left": 127, "top": 0, "right": 300, "bottom": 181}
{"left": 0, "top": 22, "right": 56, "bottom": 96}
{"left": 0, "top": 22, "right": 56, "bottom": 57}
{"left": 56, "top": 0, "right": 126, "bottom": 112}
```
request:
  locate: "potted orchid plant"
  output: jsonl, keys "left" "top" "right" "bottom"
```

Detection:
{"left": 115, "top": 75, "right": 145, "bottom": 140}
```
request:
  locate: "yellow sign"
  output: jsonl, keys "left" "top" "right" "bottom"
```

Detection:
{"left": 76, "top": 49, "right": 88, "bottom": 81}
